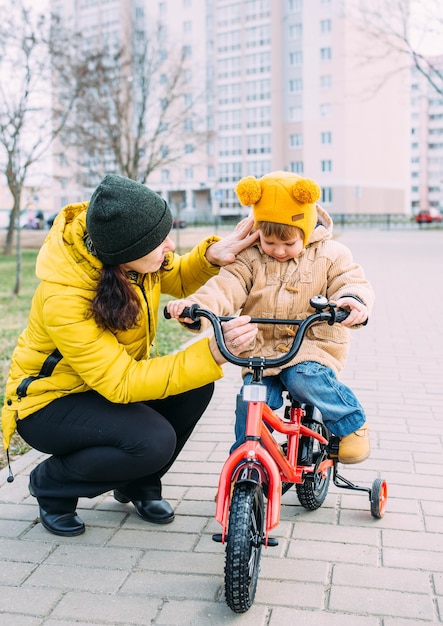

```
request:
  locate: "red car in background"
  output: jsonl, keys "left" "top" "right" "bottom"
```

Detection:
{"left": 414, "top": 210, "right": 442, "bottom": 224}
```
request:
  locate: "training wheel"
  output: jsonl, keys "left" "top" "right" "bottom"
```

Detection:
{"left": 370, "top": 478, "right": 388, "bottom": 519}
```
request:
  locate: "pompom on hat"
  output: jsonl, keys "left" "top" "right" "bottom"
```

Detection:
{"left": 235, "top": 170, "right": 321, "bottom": 246}
{"left": 86, "top": 174, "right": 173, "bottom": 265}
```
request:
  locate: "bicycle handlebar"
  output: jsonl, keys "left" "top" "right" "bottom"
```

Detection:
{"left": 164, "top": 296, "right": 350, "bottom": 370}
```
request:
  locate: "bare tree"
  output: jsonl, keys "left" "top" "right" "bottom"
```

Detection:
{"left": 0, "top": 3, "right": 81, "bottom": 273}
{"left": 59, "top": 21, "right": 209, "bottom": 188}
{"left": 350, "top": 0, "right": 443, "bottom": 95}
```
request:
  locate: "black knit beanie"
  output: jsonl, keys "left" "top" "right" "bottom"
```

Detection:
{"left": 86, "top": 174, "right": 173, "bottom": 265}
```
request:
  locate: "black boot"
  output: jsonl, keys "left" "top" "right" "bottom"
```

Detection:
{"left": 113, "top": 490, "right": 174, "bottom": 524}
{"left": 39, "top": 507, "right": 85, "bottom": 537}
{"left": 29, "top": 481, "right": 85, "bottom": 536}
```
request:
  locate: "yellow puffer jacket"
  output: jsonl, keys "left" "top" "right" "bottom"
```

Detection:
{"left": 2, "top": 202, "right": 223, "bottom": 451}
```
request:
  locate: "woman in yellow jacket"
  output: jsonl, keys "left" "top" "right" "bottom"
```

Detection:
{"left": 1, "top": 174, "right": 258, "bottom": 537}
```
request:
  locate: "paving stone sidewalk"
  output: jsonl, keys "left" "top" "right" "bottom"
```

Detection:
{"left": 1, "top": 228, "right": 442, "bottom": 625}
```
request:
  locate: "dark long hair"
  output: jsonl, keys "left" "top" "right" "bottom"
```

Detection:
{"left": 89, "top": 252, "right": 174, "bottom": 331}
{"left": 90, "top": 266, "right": 141, "bottom": 331}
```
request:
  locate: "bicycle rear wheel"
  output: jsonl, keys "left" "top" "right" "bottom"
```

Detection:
{"left": 224, "top": 481, "right": 265, "bottom": 613}
{"left": 296, "top": 420, "right": 331, "bottom": 510}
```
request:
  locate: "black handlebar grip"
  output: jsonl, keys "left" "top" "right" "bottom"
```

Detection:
{"left": 163, "top": 305, "right": 201, "bottom": 330}
{"left": 334, "top": 308, "right": 350, "bottom": 323}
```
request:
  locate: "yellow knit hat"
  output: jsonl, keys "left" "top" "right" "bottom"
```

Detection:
{"left": 235, "top": 170, "right": 321, "bottom": 246}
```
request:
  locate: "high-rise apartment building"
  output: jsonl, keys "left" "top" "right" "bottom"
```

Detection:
{"left": 410, "top": 55, "right": 443, "bottom": 213}
{"left": 49, "top": 0, "right": 411, "bottom": 220}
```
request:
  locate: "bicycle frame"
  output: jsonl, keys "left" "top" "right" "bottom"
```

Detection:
{"left": 215, "top": 387, "right": 332, "bottom": 543}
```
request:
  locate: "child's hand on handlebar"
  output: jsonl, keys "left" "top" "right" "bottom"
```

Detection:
{"left": 166, "top": 299, "right": 195, "bottom": 323}
{"left": 335, "top": 296, "right": 368, "bottom": 327}
{"left": 210, "top": 316, "right": 258, "bottom": 365}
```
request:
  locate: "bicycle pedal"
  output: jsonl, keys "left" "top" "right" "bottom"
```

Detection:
{"left": 328, "top": 436, "right": 340, "bottom": 458}
{"left": 266, "top": 537, "right": 279, "bottom": 547}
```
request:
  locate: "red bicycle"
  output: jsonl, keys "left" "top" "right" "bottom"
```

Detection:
{"left": 166, "top": 296, "right": 388, "bottom": 613}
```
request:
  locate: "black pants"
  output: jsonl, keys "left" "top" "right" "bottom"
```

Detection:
{"left": 17, "top": 385, "right": 214, "bottom": 513}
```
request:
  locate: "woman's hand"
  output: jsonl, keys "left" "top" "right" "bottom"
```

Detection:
{"left": 205, "top": 216, "right": 259, "bottom": 266}
{"left": 335, "top": 296, "right": 368, "bottom": 327}
{"left": 209, "top": 315, "right": 258, "bottom": 366}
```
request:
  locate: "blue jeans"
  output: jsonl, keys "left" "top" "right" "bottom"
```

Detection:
{"left": 232, "top": 361, "right": 366, "bottom": 452}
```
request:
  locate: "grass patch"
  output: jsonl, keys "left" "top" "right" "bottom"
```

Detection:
{"left": 0, "top": 251, "right": 195, "bottom": 469}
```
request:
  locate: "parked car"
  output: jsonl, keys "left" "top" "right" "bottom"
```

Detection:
{"left": 415, "top": 210, "right": 442, "bottom": 224}
{"left": 47, "top": 213, "right": 58, "bottom": 228}
{"left": 173, "top": 218, "right": 187, "bottom": 229}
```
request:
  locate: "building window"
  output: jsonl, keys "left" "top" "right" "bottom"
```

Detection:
{"left": 289, "top": 0, "right": 303, "bottom": 10}
{"left": 320, "top": 47, "right": 332, "bottom": 61}
{"left": 321, "top": 159, "right": 332, "bottom": 172}
{"left": 320, "top": 19, "right": 331, "bottom": 33}
{"left": 224, "top": 162, "right": 242, "bottom": 182}
{"left": 290, "top": 106, "right": 303, "bottom": 121}
{"left": 289, "top": 23, "right": 303, "bottom": 39}
{"left": 246, "top": 79, "right": 271, "bottom": 101}
{"left": 289, "top": 50, "right": 303, "bottom": 66}
{"left": 247, "top": 160, "right": 272, "bottom": 176}
{"left": 185, "top": 167, "right": 193, "bottom": 179}
{"left": 289, "top": 78, "right": 303, "bottom": 93}
{"left": 320, "top": 74, "right": 332, "bottom": 89}
{"left": 322, "top": 187, "right": 332, "bottom": 203}
{"left": 219, "top": 136, "right": 242, "bottom": 156}
{"left": 247, "top": 134, "right": 271, "bottom": 154}
{"left": 320, "top": 103, "right": 332, "bottom": 117}
{"left": 161, "top": 169, "right": 169, "bottom": 182}
{"left": 290, "top": 133, "right": 303, "bottom": 147}
{"left": 246, "top": 106, "right": 271, "bottom": 128}
{"left": 321, "top": 131, "right": 332, "bottom": 144}
{"left": 184, "top": 144, "right": 194, "bottom": 154}
{"left": 290, "top": 161, "right": 304, "bottom": 173}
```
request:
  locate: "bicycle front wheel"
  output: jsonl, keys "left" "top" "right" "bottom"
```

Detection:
{"left": 224, "top": 481, "right": 265, "bottom": 613}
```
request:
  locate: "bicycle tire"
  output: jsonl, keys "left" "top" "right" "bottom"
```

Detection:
{"left": 224, "top": 481, "right": 265, "bottom": 613}
{"left": 296, "top": 465, "right": 331, "bottom": 510}
{"left": 296, "top": 420, "right": 331, "bottom": 510}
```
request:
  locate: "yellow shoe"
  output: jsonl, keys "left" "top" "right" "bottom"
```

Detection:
{"left": 338, "top": 425, "right": 370, "bottom": 464}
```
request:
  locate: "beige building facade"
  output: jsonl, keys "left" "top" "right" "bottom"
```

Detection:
{"left": 21, "top": 0, "right": 412, "bottom": 222}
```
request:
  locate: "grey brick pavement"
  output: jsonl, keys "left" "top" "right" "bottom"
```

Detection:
{"left": 0, "top": 228, "right": 442, "bottom": 625}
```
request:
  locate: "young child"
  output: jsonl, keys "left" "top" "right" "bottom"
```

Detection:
{"left": 166, "top": 170, "right": 374, "bottom": 463}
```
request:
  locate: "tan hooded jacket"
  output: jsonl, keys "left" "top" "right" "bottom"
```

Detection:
{"left": 180, "top": 206, "right": 375, "bottom": 377}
